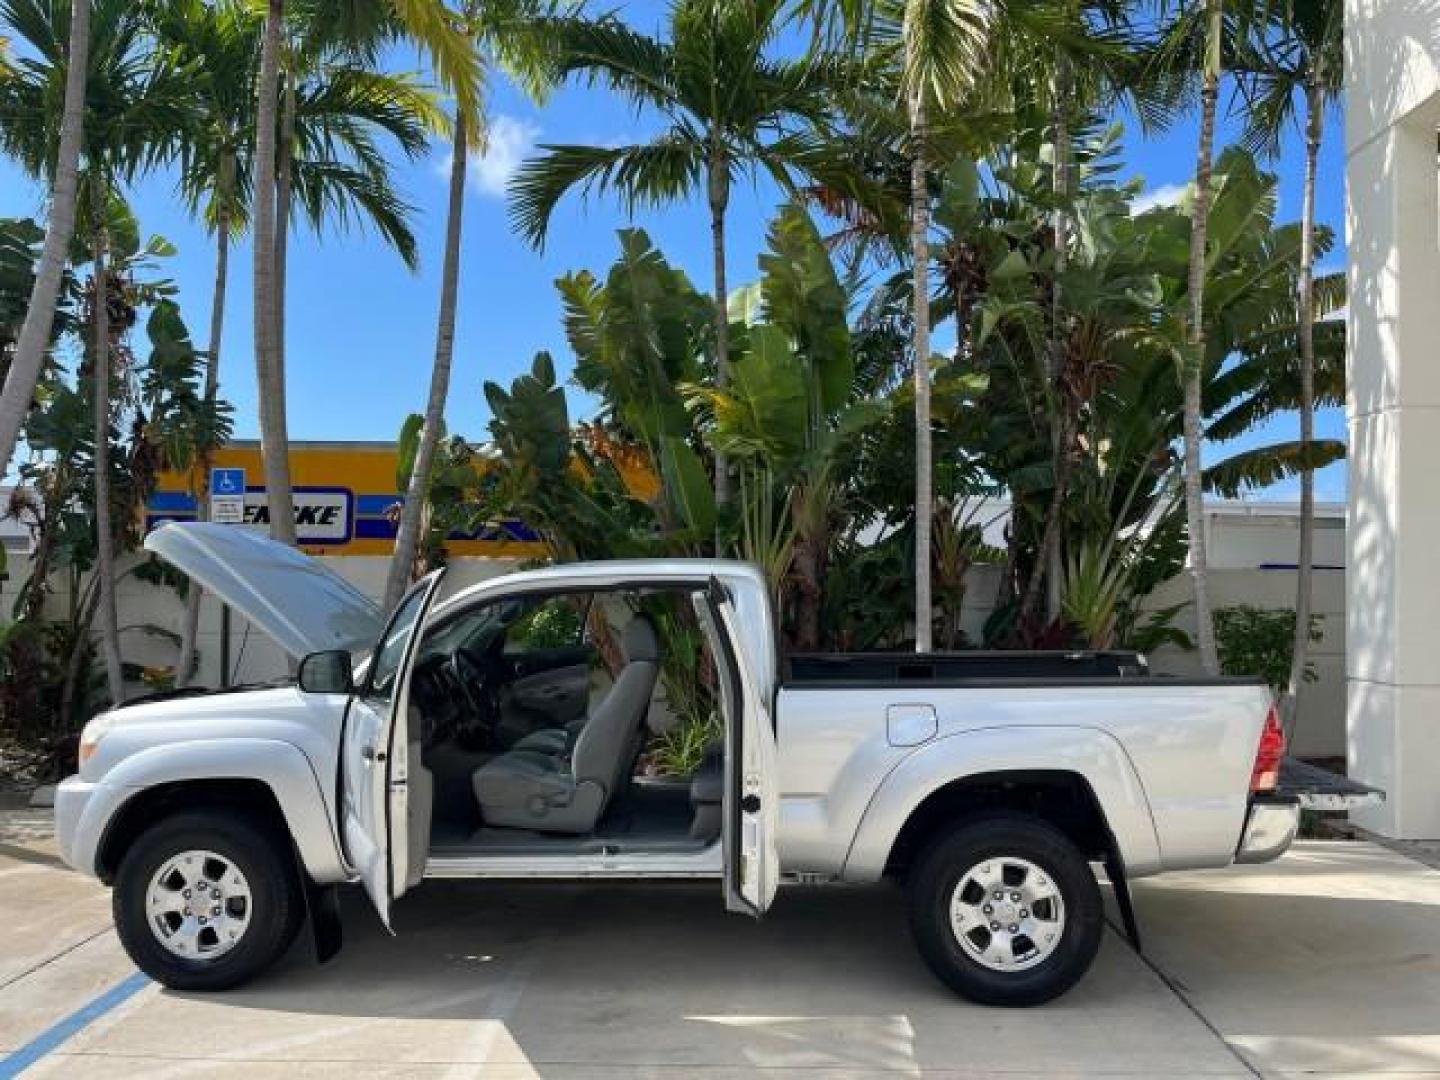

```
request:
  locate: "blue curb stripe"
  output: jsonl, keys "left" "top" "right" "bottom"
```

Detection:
{"left": 0, "top": 971, "right": 149, "bottom": 1077}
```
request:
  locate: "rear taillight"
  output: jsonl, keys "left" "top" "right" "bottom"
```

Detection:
{"left": 1250, "top": 702, "right": 1286, "bottom": 793}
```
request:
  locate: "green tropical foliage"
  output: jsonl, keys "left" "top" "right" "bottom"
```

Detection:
{"left": 1, "top": 208, "right": 229, "bottom": 739}
{"left": 0, "top": 0, "right": 1347, "bottom": 759}
{"left": 1215, "top": 604, "right": 1322, "bottom": 693}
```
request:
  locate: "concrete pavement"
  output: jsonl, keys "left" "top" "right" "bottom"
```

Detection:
{"left": 1, "top": 806, "right": 1437, "bottom": 1078}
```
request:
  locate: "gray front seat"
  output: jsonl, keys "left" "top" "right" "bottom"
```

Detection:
{"left": 472, "top": 614, "right": 660, "bottom": 833}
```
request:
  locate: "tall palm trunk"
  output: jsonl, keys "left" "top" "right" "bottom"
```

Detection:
{"left": 91, "top": 221, "right": 124, "bottom": 704}
{"left": 253, "top": 0, "right": 297, "bottom": 545}
{"left": 0, "top": 0, "right": 91, "bottom": 475}
{"left": 176, "top": 150, "right": 235, "bottom": 686}
{"left": 707, "top": 135, "right": 732, "bottom": 538}
{"left": 1286, "top": 75, "right": 1324, "bottom": 720}
{"left": 275, "top": 70, "right": 296, "bottom": 413}
{"left": 790, "top": 481, "right": 828, "bottom": 651}
{"left": 1023, "top": 413, "right": 1072, "bottom": 623}
{"left": 1182, "top": 0, "right": 1223, "bottom": 674}
{"left": 384, "top": 113, "right": 469, "bottom": 613}
{"left": 1044, "top": 47, "right": 1073, "bottom": 623}
{"left": 1024, "top": 60, "right": 1075, "bottom": 628}
{"left": 60, "top": 576, "right": 101, "bottom": 728}
{"left": 910, "top": 89, "right": 933, "bottom": 654}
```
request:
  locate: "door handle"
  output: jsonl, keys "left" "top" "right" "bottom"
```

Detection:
{"left": 361, "top": 744, "right": 387, "bottom": 763}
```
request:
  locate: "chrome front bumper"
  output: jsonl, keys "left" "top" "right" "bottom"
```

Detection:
{"left": 1234, "top": 797, "right": 1300, "bottom": 864}
{"left": 53, "top": 774, "right": 97, "bottom": 873}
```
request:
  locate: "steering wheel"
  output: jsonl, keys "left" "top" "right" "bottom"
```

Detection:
{"left": 449, "top": 646, "right": 500, "bottom": 736}
{"left": 409, "top": 658, "right": 456, "bottom": 751}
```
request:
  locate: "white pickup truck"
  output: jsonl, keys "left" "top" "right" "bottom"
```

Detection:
{"left": 55, "top": 523, "right": 1364, "bottom": 1007}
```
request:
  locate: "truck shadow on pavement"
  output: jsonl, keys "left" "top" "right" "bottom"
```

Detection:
{"left": 124, "top": 859, "right": 1438, "bottom": 1079}
{"left": 127, "top": 879, "right": 1287, "bottom": 1077}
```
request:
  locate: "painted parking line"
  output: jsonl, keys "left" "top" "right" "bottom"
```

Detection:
{"left": 0, "top": 971, "right": 149, "bottom": 1078}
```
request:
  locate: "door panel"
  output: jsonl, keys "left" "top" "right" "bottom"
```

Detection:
{"left": 340, "top": 570, "right": 445, "bottom": 929}
{"left": 493, "top": 596, "right": 596, "bottom": 744}
{"left": 696, "top": 582, "right": 780, "bottom": 917}
{"left": 503, "top": 644, "right": 593, "bottom": 678}
{"left": 507, "top": 662, "right": 590, "bottom": 725}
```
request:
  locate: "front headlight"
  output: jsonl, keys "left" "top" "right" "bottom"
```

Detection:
{"left": 78, "top": 712, "right": 116, "bottom": 766}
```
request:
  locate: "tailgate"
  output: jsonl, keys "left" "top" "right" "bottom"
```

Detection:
{"left": 1236, "top": 757, "right": 1385, "bottom": 864}
{"left": 1277, "top": 757, "right": 1386, "bottom": 812}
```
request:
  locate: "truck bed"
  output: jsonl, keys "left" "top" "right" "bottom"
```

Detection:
{"left": 785, "top": 650, "right": 1150, "bottom": 684}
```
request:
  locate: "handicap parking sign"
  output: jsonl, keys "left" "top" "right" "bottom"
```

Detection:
{"left": 211, "top": 468, "right": 246, "bottom": 496}
{"left": 210, "top": 468, "right": 247, "bottom": 524}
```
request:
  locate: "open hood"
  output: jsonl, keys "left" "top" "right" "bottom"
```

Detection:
{"left": 145, "top": 522, "right": 386, "bottom": 660}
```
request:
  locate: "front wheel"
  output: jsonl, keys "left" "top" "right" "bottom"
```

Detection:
{"left": 113, "top": 810, "right": 304, "bottom": 992}
{"left": 906, "top": 813, "right": 1103, "bottom": 1006}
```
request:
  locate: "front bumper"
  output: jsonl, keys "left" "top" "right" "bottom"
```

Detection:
{"left": 1234, "top": 796, "right": 1300, "bottom": 864}
{"left": 54, "top": 774, "right": 106, "bottom": 876}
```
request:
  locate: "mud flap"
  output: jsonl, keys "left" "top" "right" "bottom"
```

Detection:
{"left": 1104, "top": 845, "right": 1142, "bottom": 953}
{"left": 304, "top": 878, "right": 344, "bottom": 963}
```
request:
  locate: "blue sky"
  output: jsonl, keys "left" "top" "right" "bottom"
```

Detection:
{"left": 0, "top": 21, "right": 1348, "bottom": 503}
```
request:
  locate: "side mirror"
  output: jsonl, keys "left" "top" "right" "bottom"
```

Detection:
{"left": 298, "top": 650, "right": 353, "bottom": 695}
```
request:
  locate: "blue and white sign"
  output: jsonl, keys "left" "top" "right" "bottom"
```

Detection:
{"left": 147, "top": 485, "right": 357, "bottom": 545}
{"left": 210, "top": 467, "right": 246, "bottom": 524}
{"left": 211, "top": 468, "right": 246, "bottom": 496}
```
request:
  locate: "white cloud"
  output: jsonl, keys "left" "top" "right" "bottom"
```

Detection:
{"left": 1131, "top": 182, "right": 1187, "bottom": 214}
{"left": 435, "top": 114, "right": 540, "bottom": 198}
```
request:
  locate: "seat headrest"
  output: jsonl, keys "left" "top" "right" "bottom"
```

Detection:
{"left": 622, "top": 613, "right": 660, "bottom": 663}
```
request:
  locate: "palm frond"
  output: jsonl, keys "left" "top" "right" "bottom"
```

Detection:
{"left": 387, "top": 0, "right": 484, "bottom": 124}
{"left": 536, "top": 14, "right": 674, "bottom": 110}
{"left": 291, "top": 157, "right": 419, "bottom": 269}
{"left": 298, "top": 65, "right": 447, "bottom": 156}
{"left": 508, "top": 136, "right": 705, "bottom": 249}
{"left": 1204, "top": 439, "right": 1345, "bottom": 498}
{"left": 900, "top": 0, "right": 991, "bottom": 109}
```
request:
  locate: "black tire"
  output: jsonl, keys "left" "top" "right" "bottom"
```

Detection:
{"left": 113, "top": 809, "right": 305, "bottom": 992}
{"left": 906, "top": 813, "right": 1103, "bottom": 1007}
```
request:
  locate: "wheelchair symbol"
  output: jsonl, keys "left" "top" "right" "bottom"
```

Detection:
{"left": 211, "top": 469, "right": 245, "bottom": 496}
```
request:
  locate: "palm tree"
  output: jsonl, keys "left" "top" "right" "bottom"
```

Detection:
{"left": 2, "top": 0, "right": 191, "bottom": 703}
{"left": 1150, "top": 0, "right": 1226, "bottom": 673}
{"left": 272, "top": 25, "right": 444, "bottom": 426}
{"left": 161, "top": 0, "right": 256, "bottom": 683}
{"left": 249, "top": 0, "right": 481, "bottom": 545}
{"left": 154, "top": 0, "right": 440, "bottom": 675}
{"left": 1028, "top": 4, "right": 1149, "bottom": 623}
{"left": 86, "top": 192, "right": 123, "bottom": 701}
{"left": 0, "top": 0, "right": 88, "bottom": 477}
{"left": 266, "top": 43, "right": 441, "bottom": 550}
{"left": 253, "top": 0, "right": 289, "bottom": 541}
{"left": 383, "top": 0, "right": 554, "bottom": 613}
{"left": 894, "top": 0, "right": 991, "bottom": 651}
{"left": 382, "top": 104, "right": 466, "bottom": 613}
{"left": 509, "top": 0, "right": 837, "bottom": 521}
{"left": 797, "top": 3, "right": 1152, "bottom": 639}
{"left": 1236, "top": 0, "right": 1342, "bottom": 722}
{"left": 1184, "top": 0, "right": 1223, "bottom": 673}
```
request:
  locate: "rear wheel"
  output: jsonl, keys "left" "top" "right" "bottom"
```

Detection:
{"left": 906, "top": 813, "right": 1103, "bottom": 1006}
{"left": 113, "top": 810, "right": 304, "bottom": 992}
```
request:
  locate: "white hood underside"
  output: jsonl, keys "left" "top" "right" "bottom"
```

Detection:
{"left": 144, "top": 522, "right": 386, "bottom": 660}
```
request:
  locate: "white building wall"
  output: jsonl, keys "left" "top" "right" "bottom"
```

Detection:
{"left": 1344, "top": 0, "right": 1440, "bottom": 837}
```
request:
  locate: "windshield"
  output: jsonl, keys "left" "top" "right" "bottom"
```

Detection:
{"left": 365, "top": 583, "right": 430, "bottom": 702}
{"left": 413, "top": 597, "right": 524, "bottom": 665}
